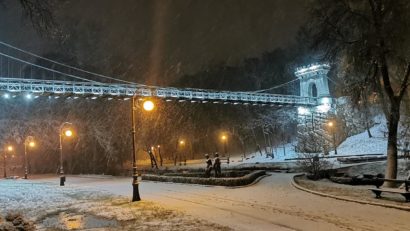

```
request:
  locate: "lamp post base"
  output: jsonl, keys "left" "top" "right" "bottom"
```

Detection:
{"left": 60, "top": 175, "right": 66, "bottom": 186}
{"left": 132, "top": 178, "right": 141, "bottom": 202}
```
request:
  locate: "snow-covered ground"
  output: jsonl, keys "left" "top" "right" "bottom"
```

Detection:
{"left": 228, "top": 121, "right": 389, "bottom": 166}
{"left": 328, "top": 122, "right": 387, "bottom": 156}
{"left": 3, "top": 174, "right": 409, "bottom": 231}
{"left": 0, "top": 179, "right": 229, "bottom": 230}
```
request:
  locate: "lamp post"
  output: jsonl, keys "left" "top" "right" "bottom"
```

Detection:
{"left": 131, "top": 97, "right": 155, "bottom": 202}
{"left": 327, "top": 122, "right": 337, "bottom": 155}
{"left": 221, "top": 135, "right": 228, "bottom": 157}
{"left": 59, "top": 122, "right": 73, "bottom": 186}
{"left": 157, "top": 145, "right": 162, "bottom": 167}
{"left": 24, "top": 136, "right": 35, "bottom": 179}
{"left": 3, "top": 145, "right": 13, "bottom": 178}
{"left": 179, "top": 140, "right": 185, "bottom": 166}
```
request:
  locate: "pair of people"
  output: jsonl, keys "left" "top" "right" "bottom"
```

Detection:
{"left": 205, "top": 153, "right": 221, "bottom": 178}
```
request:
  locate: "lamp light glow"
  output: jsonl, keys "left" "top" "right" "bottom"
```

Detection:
{"left": 143, "top": 100, "right": 155, "bottom": 111}
{"left": 64, "top": 130, "right": 73, "bottom": 137}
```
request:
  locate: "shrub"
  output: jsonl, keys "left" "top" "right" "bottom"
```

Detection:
{"left": 142, "top": 170, "right": 266, "bottom": 186}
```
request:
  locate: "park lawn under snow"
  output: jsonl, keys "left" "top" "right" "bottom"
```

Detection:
{"left": 230, "top": 122, "right": 388, "bottom": 165}
{"left": 0, "top": 179, "right": 229, "bottom": 230}
{"left": 328, "top": 122, "right": 387, "bottom": 156}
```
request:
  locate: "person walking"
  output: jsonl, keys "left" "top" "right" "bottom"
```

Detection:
{"left": 213, "top": 152, "right": 221, "bottom": 177}
{"left": 205, "top": 154, "right": 213, "bottom": 178}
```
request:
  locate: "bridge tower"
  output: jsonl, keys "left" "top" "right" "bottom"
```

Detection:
{"left": 295, "top": 64, "right": 335, "bottom": 154}
{"left": 295, "top": 63, "right": 330, "bottom": 99}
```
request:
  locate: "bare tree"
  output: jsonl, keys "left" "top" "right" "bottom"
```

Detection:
{"left": 307, "top": 0, "right": 410, "bottom": 183}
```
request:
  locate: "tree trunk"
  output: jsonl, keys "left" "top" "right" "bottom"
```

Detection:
{"left": 384, "top": 100, "right": 400, "bottom": 186}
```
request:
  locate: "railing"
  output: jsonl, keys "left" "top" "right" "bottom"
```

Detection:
{"left": 0, "top": 77, "right": 318, "bottom": 106}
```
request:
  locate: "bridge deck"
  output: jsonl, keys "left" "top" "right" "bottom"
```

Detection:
{"left": 0, "top": 77, "right": 317, "bottom": 106}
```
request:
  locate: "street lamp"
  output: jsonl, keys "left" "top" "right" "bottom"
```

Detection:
{"left": 157, "top": 145, "right": 163, "bottom": 167}
{"left": 24, "top": 136, "right": 35, "bottom": 179}
{"left": 327, "top": 121, "right": 337, "bottom": 155}
{"left": 178, "top": 140, "right": 186, "bottom": 165}
{"left": 3, "top": 145, "right": 13, "bottom": 178}
{"left": 131, "top": 98, "right": 155, "bottom": 202}
{"left": 59, "top": 122, "right": 73, "bottom": 186}
{"left": 221, "top": 135, "right": 228, "bottom": 157}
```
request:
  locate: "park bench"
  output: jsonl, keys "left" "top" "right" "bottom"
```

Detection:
{"left": 368, "top": 178, "right": 410, "bottom": 202}
{"left": 220, "top": 157, "right": 230, "bottom": 164}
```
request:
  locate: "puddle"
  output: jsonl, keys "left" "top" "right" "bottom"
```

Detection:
{"left": 41, "top": 212, "right": 118, "bottom": 230}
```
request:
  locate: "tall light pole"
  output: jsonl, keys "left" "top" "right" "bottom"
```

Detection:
{"left": 221, "top": 135, "right": 228, "bottom": 157}
{"left": 3, "top": 145, "right": 13, "bottom": 178}
{"left": 157, "top": 145, "right": 162, "bottom": 167}
{"left": 24, "top": 136, "right": 35, "bottom": 179}
{"left": 131, "top": 97, "right": 155, "bottom": 202}
{"left": 179, "top": 140, "right": 185, "bottom": 165}
{"left": 327, "top": 122, "right": 337, "bottom": 155}
{"left": 59, "top": 122, "right": 73, "bottom": 186}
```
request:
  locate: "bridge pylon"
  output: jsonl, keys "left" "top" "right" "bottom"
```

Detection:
{"left": 295, "top": 64, "right": 336, "bottom": 154}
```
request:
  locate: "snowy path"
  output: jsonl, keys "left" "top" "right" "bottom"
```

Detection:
{"left": 35, "top": 174, "right": 410, "bottom": 231}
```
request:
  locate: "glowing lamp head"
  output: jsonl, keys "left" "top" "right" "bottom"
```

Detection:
{"left": 64, "top": 130, "right": 73, "bottom": 137}
{"left": 143, "top": 100, "right": 155, "bottom": 111}
{"left": 179, "top": 140, "right": 185, "bottom": 145}
{"left": 328, "top": 122, "right": 333, "bottom": 127}
{"left": 29, "top": 141, "right": 35, "bottom": 148}
{"left": 221, "top": 135, "right": 227, "bottom": 141}
{"left": 7, "top": 146, "right": 13, "bottom": 152}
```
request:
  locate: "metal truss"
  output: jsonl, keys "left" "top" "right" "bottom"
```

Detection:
{"left": 0, "top": 77, "right": 317, "bottom": 106}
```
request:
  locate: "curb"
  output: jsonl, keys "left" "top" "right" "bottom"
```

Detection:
{"left": 227, "top": 173, "right": 271, "bottom": 189}
{"left": 291, "top": 174, "right": 410, "bottom": 212}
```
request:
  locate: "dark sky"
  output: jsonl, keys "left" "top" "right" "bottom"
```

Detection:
{"left": 0, "top": 0, "right": 309, "bottom": 85}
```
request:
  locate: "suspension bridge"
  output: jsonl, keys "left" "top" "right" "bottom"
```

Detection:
{"left": 0, "top": 41, "right": 320, "bottom": 106}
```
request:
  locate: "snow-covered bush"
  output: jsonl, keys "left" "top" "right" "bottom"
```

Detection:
{"left": 297, "top": 153, "right": 333, "bottom": 180}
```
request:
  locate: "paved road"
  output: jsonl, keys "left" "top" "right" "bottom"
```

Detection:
{"left": 38, "top": 173, "right": 410, "bottom": 231}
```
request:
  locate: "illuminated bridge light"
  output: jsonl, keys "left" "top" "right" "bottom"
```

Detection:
{"left": 25, "top": 94, "right": 32, "bottom": 99}
{"left": 3, "top": 93, "right": 10, "bottom": 99}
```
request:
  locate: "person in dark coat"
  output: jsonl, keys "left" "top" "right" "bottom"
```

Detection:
{"left": 213, "top": 153, "right": 221, "bottom": 177}
{"left": 205, "top": 154, "right": 213, "bottom": 178}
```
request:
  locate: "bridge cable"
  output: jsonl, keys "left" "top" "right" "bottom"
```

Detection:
{"left": 0, "top": 52, "right": 100, "bottom": 83}
{"left": 0, "top": 41, "right": 138, "bottom": 85}
{"left": 252, "top": 78, "right": 299, "bottom": 93}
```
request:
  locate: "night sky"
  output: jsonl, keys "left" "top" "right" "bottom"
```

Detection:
{"left": 0, "top": 0, "right": 309, "bottom": 85}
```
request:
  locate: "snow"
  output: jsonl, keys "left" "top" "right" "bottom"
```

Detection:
{"left": 13, "top": 173, "right": 410, "bottom": 231}
{"left": 0, "top": 178, "right": 229, "bottom": 230}
{"left": 328, "top": 122, "right": 387, "bottom": 156}
{"left": 229, "top": 118, "right": 390, "bottom": 165}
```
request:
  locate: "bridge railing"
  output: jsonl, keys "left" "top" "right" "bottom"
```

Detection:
{"left": 0, "top": 77, "right": 317, "bottom": 106}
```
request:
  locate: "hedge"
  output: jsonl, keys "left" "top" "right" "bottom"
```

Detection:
{"left": 142, "top": 170, "right": 266, "bottom": 186}
{"left": 162, "top": 170, "right": 251, "bottom": 178}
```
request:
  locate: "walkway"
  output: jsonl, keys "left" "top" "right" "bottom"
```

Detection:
{"left": 41, "top": 173, "right": 410, "bottom": 231}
